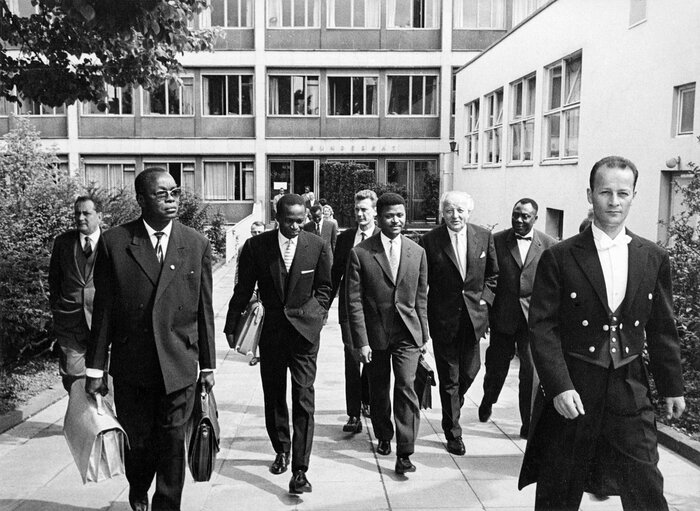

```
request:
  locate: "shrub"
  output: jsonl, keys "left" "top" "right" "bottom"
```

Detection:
{"left": 319, "top": 162, "right": 376, "bottom": 227}
{"left": 372, "top": 181, "right": 408, "bottom": 202}
{"left": 84, "top": 184, "right": 140, "bottom": 228}
{"left": 177, "top": 189, "right": 209, "bottom": 232}
{"left": 422, "top": 172, "right": 441, "bottom": 220}
{"left": 207, "top": 209, "right": 227, "bottom": 259}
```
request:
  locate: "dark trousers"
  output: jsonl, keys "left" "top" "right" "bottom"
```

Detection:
{"left": 533, "top": 357, "right": 667, "bottom": 511}
{"left": 55, "top": 327, "right": 89, "bottom": 392}
{"left": 482, "top": 312, "right": 534, "bottom": 431}
{"left": 367, "top": 328, "right": 421, "bottom": 457}
{"left": 258, "top": 319, "right": 319, "bottom": 472}
{"left": 433, "top": 312, "right": 480, "bottom": 440}
{"left": 341, "top": 320, "right": 370, "bottom": 416}
{"left": 114, "top": 379, "right": 195, "bottom": 511}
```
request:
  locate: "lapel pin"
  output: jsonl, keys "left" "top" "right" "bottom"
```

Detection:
{"left": 170, "top": 265, "right": 175, "bottom": 270}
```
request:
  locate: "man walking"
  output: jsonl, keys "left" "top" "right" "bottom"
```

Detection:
{"left": 519, "top": 156, "right": 685, "bottom": 510}
{"left": 49, "top": 196, "right": 104, "bottom": 392}
{"left": 304, "top": 204, "right": 338, "bottom": 253}
{"left": 345, "top": 193, "right": 429, "bottom": 475}
{"left": 330, "top": 189, "right": 379, "bottom": 433}
{"left": 86, "top": 168, "right": 216, "bottom": 511}
{"left": 479, "top": 198, "right": 556, "bottom": 438}
{"left": 420, "top": 191, "right": 498, "bottom": 455}
{"left": 225, "top": 194, "right": 332, "bottom": 494}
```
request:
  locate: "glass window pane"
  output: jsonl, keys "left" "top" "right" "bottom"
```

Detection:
{"left": 511, "top": 124, "right": 521, "bottom": 161}
{"left": 523, "top": 119, "right": 534, "bottom": 160}
{"left": 410, "top": 76, "right": 423, "bottom": 115}
{"left": 306, "top": 76, "right": 319, "bottom": 115}
{"left": 85, "top": 164, "right": 108, "bottom": 187}
{"left": 392, "top": 0, "right": 411, "bottom": 27}
{"left": 241, "top": 0, "right": 251, "bottom": 26}
{"left": 294, "top": 0, "right": 305, "bottom": 26}
{"left": 462, "top": 0, "right": 477, "bottom": 28}
{"left": 545, "top": 114, "right": 560, "bottom": 158}
{"left": 182, "top": 163, "right": 195, "bottom": 191}
{"left": 334, "top": 0, "right": 351, "bottom": 26}
{"left": 282, "top": 0, "right": 292, "bottom": 26}
{"left": 526, "top": 76, "right": 536, "bottom": 116}
{"left": 424, "top": 76, "right": 437, "bottom": 114}
{"left": 204, "top": 162, "right": 228, "bottom": 200}
{"left": 387, "top": 160, "right": 409, "bottom": 187}
{"left": 228, "top": 76, "right": 240, "bottom": 114}
{"left": 122, "top": 88, "right": 133, "bottom": 114}
{"left": 228, "top": 0, "right": 239, "bottom": 26}
{"left": 565, "top": 56, "right": 581, "bottom": 104}
{"left": 241, "top": 76, "right": 253, "bottom": 114}
{"left": 564, "top": 108, "right": 579, "bottom": 156}
{"left": 513, "top": 81, "right": 523, "bottom": 118}
{"left": 243, "top": 163, "right": 254, "bottom": 200}
{"left": 365, "top": 77, "right": 377, "bottom": 115}
{"left": 308, "top": 0, "right": 319, "bottom": 26}
{"left": 352, "top": 77, "right": 363, "bottom": 115}
{"left": 211, "top": 0, "right": 225, "bottom": 25}
{"left": 271, "top": 76, "right": 291, "bottom": 114}
{"left": 388, "top": 76, "right": 410, "bottom": 115}
{"left": 205, "top": 76, "right": 225, "bottom": 115}
{"left": 181, "top": 78, "right": 194, "bottom": 115}
{"left": 353, "top": 0, "right": 365, "bottom": 27}
{"left": 549, "top": 66, "right": 562, "bottom": 110}
{"left": 147, "top": 85, "right": 166, "bottom": 114}
{"left": 329, "top": 77, "right": 350, "bottom": 115}
{"left": 679, "top": 88, "right": 695, "bottom": 133}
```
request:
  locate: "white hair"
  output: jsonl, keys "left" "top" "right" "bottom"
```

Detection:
{"left": 439, "top": 190, "right": 475, "bottom": 215}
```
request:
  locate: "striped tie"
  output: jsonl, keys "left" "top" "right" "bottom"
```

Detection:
{"left": 283, "top": 239, "right": 294, "bottom": 271}
{"left": 154, "top": 232, "right": 165, "bottom": 264}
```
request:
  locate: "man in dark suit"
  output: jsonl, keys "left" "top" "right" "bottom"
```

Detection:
{"left": 479, "top": 198, "right": 556, "bottom": 438}
{"left": 49, "top": 196, "right": 104, "bottom": 392}
{"left": 420, "top": 190, "right": 498, "bottom": 456}
{"left": 225, "top": 194, "right": 332, "bottom": 494}
{"left": 519, "top": 156, "right": 685, "bottom": 510}
{"left": 345, "top": 193, "right": 429, "bottom": 475}
{"left": 86, "top": 168, "right": 216, "bottom": 511}
{"left": 304, "top": 204, "right": 338, "bottom": 253}
{"left": 330, "top": 189, "right": 379, "bottom": 433}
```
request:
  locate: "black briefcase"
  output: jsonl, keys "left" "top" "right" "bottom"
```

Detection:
{"left": 186, "top": 382, "right": 220, "bottom": 482}
{"left": 414, "top": 354, "right": 436, "bottom": 410}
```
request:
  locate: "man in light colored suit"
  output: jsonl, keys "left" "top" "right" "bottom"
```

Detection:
{"left": 49, "top": 196, "right": 104, "bottom": 392}
{"left": 420, "top": 191, "right": 498, "bottom": 455}
{"left": 304, "top": 204, "right": 338, "bottom": 253}
{"left": 479, "top": 198, "right": 556, "bottom": 438}
{"left": 345, "top": 193, "right": 430, "bottom": 475}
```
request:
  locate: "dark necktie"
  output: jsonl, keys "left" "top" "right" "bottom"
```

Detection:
{"left": 361, "top": 232, "right": 366, "bottom": 241}
{"left": 316, "top": 223, "right": 321, "bottom": 235}
{"left": 83, "top": 237, "right": 92, "bottom": 258}
{"left": 515, "top": 235, "right": 532, "bottom": 241}
{"left": 154, "top": 232, "right": 165, "bottom": 264}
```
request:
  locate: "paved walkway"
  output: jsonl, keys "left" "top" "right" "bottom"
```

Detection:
{"left": 1, "top": 261, "right": 698, "bottom": 511}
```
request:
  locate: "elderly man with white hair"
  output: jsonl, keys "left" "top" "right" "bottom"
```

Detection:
{"left": 419, "top": 191, "right": 498, "bottom": 456}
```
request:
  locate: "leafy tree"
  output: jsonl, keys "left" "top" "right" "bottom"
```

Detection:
{"left": 207, "top": 208, "right": 227, "bottom": 259}
{"left": 0, "top": 0, "right": 215, "bottom": 108}
{"left": 84, "top": 183, "right": 140, "bottom": 227}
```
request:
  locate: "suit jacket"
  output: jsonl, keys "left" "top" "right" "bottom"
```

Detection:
{"left": 345, "top": 233, "right": 429, "bottom": 351}
{"left": 224, "top": 229, "right": 332, "bottom": 344}
{"left": 303, "top": 218, "right": 338, "bottom": 253}
{"left": 519, "top": 227, "right": 684, "bottom": 489}
{"left": 330, "top": 225, "right": 380, "bottom": 323}
{"left": 420, "top": 224, "right": 498, "bottom": 344}
{"left": 49, "top": 229, "right": 104, "bottom": 334}
{"left": 86, "top": 220, "right": 216, "bottom": 395}
{"left": 489, "top": 228, "right": 557, "bottom": 333}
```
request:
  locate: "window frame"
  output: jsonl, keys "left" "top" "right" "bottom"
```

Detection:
{"left": 327, "top": 74, "right": 379, "bottom": 117}
{"left": 676, "top": 83, "right": 696, "bottom": 136}
{"left": 143, "top": 160, "right": 197, "bottom": 191}
{"left": 327, "top": 0, "right": 380, "bottom": 29}
{"left": 206, "top": 0, "right": 253, "bottom": 28}
{"left": 463, "top": 99, "right": 480, "bottom": 167}
{"left": 542, "top": 52, "right": 582, "bottom": 162}
{"left": 82, "top": 85, "right": 134, "bottom": 116}
{"left": 387, "top": 0, "right": 440, "bottom": 30}
{"left": 267, "top": 73, "right": 320, "bottom": 117}
{"left": 386, "top": 74, "right": 439, "bottom": 117}
{"left": 453, "top": 0, "right": 506, "bottom": 30}
{"left": 142, "top": 76, "right": 195, "bottom": 117}
{"left": 201, "top": 73, "right": 254, "bottom": 117}
{"left": 202, "top": 159, "right": 255, "bottom": 202}
{"left": 266, "top": 0, "right": 321, "bottom": 28}
{"left": 508, "top": 74, "right": 536, "bottom": 164}
{"left": 10, "top": 92, "right": 66, "bottom": 116}
{"left": 483, "top": 88, "right": 503, "bottom": 165}
{"left": 82, "top": 161, "right": 137, "bottom": 190}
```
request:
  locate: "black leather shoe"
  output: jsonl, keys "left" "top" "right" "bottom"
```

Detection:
{"left": 395, "top": 456, "right": 416, "bottom": 474}
{"left": 478, "top": 400, "right": 492, "bottom": 422}
{"left": 376, "top": 440, "right": 391, "bottom": 456}
{"left": 269, "top": 452, "right": 290, "bottom": 474}
{"left": 446, "top": 437, "right": 466, "bottom": 455}
{"left": 128, "top": 492, "right": 148, "bottom": 511}
{"left": 519, "top": 425, "right": 529, "bottom": 439}
{"left": 343, "top": 416, "right": 362, "bottom": 433}
{"left": 361, "top": 403, "right": 371, "bottom": 418}
{"left": 289, "top": 470, "right": 312, "bottom": 494}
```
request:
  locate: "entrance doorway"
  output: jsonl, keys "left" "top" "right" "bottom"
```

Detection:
{"left": 269, "top": 159, "right": 318, "bottom": 219}
{"left": 387, "top": 159, "right": 437, "bottom": 223}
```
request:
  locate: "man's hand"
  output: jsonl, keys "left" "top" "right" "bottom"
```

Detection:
{"left": 359, "top": 345, "right": 372, "bottom": 364}
{"left": 200, "top": 371, "right": 215, "bottom": 393}
{"left": 85, "top": 376, "right": 108, "bottom": 398}
{"left": 553, "top": 389, "right": 585, "bottom": 419}
{"left": 664, "top": 396, "right": 685, "bottom": 420}
{"left": 420, "top": 337, "right": 431, "bottom": 354}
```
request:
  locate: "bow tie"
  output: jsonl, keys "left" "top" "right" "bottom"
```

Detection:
{"left": 515, "top": 235, "right": 532, "bottom": 241}
{"left": 597, "top": 233, "right": 632, "bottom": 250}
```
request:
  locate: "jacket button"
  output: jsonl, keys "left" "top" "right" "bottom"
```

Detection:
{"left": 603, "top": 325, "right": 609, "bottom": 331}
{"left": 139, "top": 304, "right": 144, "bottom": 309}
{"left": 612, "top": 316, "right": 617, "bottom": 321}
{"left": 611, "top": 347, "right": 617, "bottom": 353}
{"left": 634, "top": 320, "right": 640, "bottom": 327}
{"left": 178, "top": 306, "right": 183, "bottom": 310}
{"left": 625, "top": 347, "right": 630, "bottom": 353}
{"left": 619, "top": 323, "right": 623, "bottom": 330}
{"left": 611, "top": 337, "right": 616, "bottom": 343}
{"left": 581, "top": 320, "right": 588, "bottom": 326}
{"left": 570, "top": 292, "right": 577, "bottom": 299}
{"left": 611, "top": 326, "right": 617, "bottom": 332}
{"left": 588, "top": 346, "right": 595, "bottom": 352}
{"left": 648, "top": 293, "right": 653, "bottom": 300}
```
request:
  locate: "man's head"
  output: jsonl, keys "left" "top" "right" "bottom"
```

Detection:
{"left": 354, "top": 189, "right": 377, "bottom": 229}
{"left": 511, "top": 198, "right": 539, "bottom": 237}
{"left": 135, "top": 167, "right": 181, "bottom": 227}
{"left": 441, "top": 191, "right": 474, "bottom": 233}
{"left": 304, "top": 186, "right": 311, "bottom": 193}
{"left": 276, "top": 193, "right": 306, "bottom": 239}
{"left": 309, "top": 204, "right": 323, "bottom": 224}
{"left": 250, "top": 221, "right": 265, "bottom": 237}
{"left": 376, "top": 193, "right": 406, "bottom": 239}
{"left": 74, "top": 196, "right": 102, "bottom": 235}
{"left": 587, "top": 156, "right": 638, "bottom": 236}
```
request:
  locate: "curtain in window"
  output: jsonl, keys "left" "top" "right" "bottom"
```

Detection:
{"left": 309, "top": 0, "right": 320, "bottom": 26}
{"left": 204, "top": 162, "right": 228, "bottom": 200}
{"left": 267, "top": 0, "right": 282, "bottom": 26}
{"left": 84, "top": 164, "right": 108, "bottom": 187}
{"left": 365, "top": 0, "right": 380, "bottom": 27}
{"left": 424, "top": 76, "right": 437, "bottom": 114}
{"left": 202, "top": 77, "right": 211, "bottom": 115}
{"left": 242, "top": 0, "right": 252, "bottom": 26}
{"left": 269, "top": 77, "right": 280, "bottom": 114}
{"left": 425, "top": 0, "right": 440, "bottom": 28}
{"left": 181, "top": 79, "right": 194, "bottom": 115}
{"left": 242, "top": 163, "right": 254, "bottom": 200}
{"left": 565, "top": 58, "right": 581, "bottom": 104}
{"left": 386, "top": 0, "right": 396, "bottom": 27}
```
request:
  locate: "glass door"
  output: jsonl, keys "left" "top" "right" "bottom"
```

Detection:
{"left": 387, "top": 159, "right": 437, "bottom": 223}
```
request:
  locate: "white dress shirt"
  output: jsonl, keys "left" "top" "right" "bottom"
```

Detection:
{"left": 591, "top": 222, "right": 631, "bottom": 312}
{"left": 143, "top": 220, "right": 173, "bottom": 258}
{"left": 278, "top": 230, "right": 298, "bottom": 270}
{"left": 516, "top": 235, "right": 532, "bottom": 265}
{"left": 353, "top": 224, "right": 374, "bottom": 247}
{"left": 380, "top": 232, "right": 401, "bottom": 280}
{"left": 449, "top": 227, "right": 467, "bottom": 279}
{"left": 79, "top": 229, "right": 101, "bottom": 254}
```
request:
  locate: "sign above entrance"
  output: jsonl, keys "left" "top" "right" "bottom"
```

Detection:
{"left": 308, "top": 144, "right": 399, "bottom": 153}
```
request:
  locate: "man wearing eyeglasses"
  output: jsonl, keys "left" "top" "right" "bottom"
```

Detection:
{"left": 85, "top": 168, "right": 216, "bottom": 511}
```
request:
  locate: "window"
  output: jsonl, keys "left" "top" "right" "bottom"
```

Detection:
{"left": 84, "top": 162, "right": 136, "bottom": 190}
{"left": 6, "top": 0, "right": 38, "bottom": 16}
{"left": 328, "top": 0, "right": 380, "bottom": 28}
{"left": 454, "top": 0, "right": 505, "bottom": 29}
{"left": 629, "top": 0, "right": 647, "bottom": 26}
{"left": 544, "top": 53, "right": 581, "bottom": 159}
{"left": 387, "top": 0, "right": 439, "bottom": 28}
{"left": 203, "top": 161, "right": 254, "bottom": 201}
{"left": 387, "top": 75, "right": 438, "bottom": 116}
{"left": 16, "top": 96, "right": 65, "bottom": 116}
{"left": 267, "top": 0, "right": 320, "bottom": 27}
{"left": 145, "top": 161, "right": 196, "bottom": 190}
{"left": 207, "top": 0, "right": 252, "bottom": 27}
{"left": 82, "top": 85, "right": 133, "bottom": 115}
{"left": 328, "top": 76, "right": 378, "bottom": 116}
{"left": 510, "top": 75, "right": 536, "bottom": 163}
{"left": 202, "top": 75, "right": 253, "bottom": 115}
{"left": 676, "top": 84, "right": 695, "bottom": 135}
{"left": 545, "top": 207, "right": 563, "bottom": 240}
{"left": 463, "top": 100, "right": 479, "bottom": 166}
{"left": 450, "top": 73, "right": 456, "bottom": 117}
{"left": 144, "top": 78, "right": 194, "bottom": 116}
{"left": 484, "top": 88, "right": 503, "bottom": 164}
{"left": 268, "top": 75, "right": 319, "bottom": 116}
{"left": 512, "top": 0, "right": 547, "bottom": 26}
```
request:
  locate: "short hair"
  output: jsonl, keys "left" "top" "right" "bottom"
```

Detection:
{"left": 354, "top": 189, "right": 378, "bottom": 205}
{"left": 309, "top": 204, "right": 323, "bottom": 215}
{"left": 589, "top": 156, "right": 639, "bottom": 191}
{"left": 74, "top": 195, "right": 102, "bottom": 213}
{"left": 251, "top": 220, "right": 265, "bottom": 229}
{"left": 440, "top": 190, "right": 474, "bottom": 214}
{"left": 276, "top": 193, "right": 305, "bottom": 216}
{"left": 135, "top": 167, "right": 168, "bottom": 197}
{"left": 513, "top": 197, "right": 539, "bottom": 214}
{"left": 318, "top": 198, "right": 328, "bottom": 206}
{"left": 376, "top": 192, "right": 406, "bottom": 216}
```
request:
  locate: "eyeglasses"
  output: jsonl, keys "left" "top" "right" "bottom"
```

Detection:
{"left": 152, "top": 188, "right": 182, "bottom": 201}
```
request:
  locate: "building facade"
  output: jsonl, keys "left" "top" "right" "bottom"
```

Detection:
{"left": 453, "top": 0, "right": 700, "bottom": 241}
{"left": 1, "top": 0, "right": 550, "bottom": 226}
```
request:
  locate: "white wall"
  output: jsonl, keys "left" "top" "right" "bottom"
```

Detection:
{"left": 454, "top": 0, "right": 700, "bottom": 240}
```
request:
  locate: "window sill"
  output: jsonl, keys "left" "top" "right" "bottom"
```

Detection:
{"left": 506, "top": 162, "right": 534, "bottom": 168}
{"left": 540, "top": 158, "right": 579, "bottom": 166}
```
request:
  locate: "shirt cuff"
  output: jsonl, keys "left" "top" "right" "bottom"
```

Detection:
{"left": 200, "top": 368, "right": 214, "bottom": 372}
{"left": 85, "top": 368, "right": 104, "bottom": 378}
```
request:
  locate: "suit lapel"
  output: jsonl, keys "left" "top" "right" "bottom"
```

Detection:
{"left": 372, "top": 235, "right": 395, "bottom": 285}
{"left": 127, "top": 221, "right": 161, "bottom": 287}
{"left": 395, "top": 235, "right": 413, "bottom": 286}
{"left": 268, "top": 231, "right": 286, "bottom": 303}
{"left": 623, "top": 231, "right": 647, "bottom": 312}
{"left": 71, "top": 232, "right": 87, "bottom": 285}
{"left": 465, "top": 223, "right": 480, "bottom": 278}
{"left": 439, "top": 225, "right": 462, "bottom": 277}
{"left": 522, "top": 230, "right": 543, "bottom": 269}
{"left": 154, "top": 222, "right": 186, "bottom": 304}
{"left": 507, "top": 229, "right": 523, "bottom": 268}
{"left": 571, "top": 229, "right": 609, "bottom": 311}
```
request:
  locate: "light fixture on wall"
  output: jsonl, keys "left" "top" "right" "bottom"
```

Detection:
{"left": 665, "top": 156, "right": 681, "bottom": 170}
{"left": 449, "top": 140, "right": 458, "bottom": 153}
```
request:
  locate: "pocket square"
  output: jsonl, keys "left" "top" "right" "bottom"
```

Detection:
{"left": 479, "top": 299, "right": 487, "bottom": 306}
{"left": 300, "top": 269, "right": 315, "bottom": 275}
{"left": 480, "top": 251, "right": 486, "bottom": 258}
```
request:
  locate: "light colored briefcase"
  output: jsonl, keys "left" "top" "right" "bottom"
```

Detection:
{"left": 230, "top": 299, "right": 265, "bottom": 356}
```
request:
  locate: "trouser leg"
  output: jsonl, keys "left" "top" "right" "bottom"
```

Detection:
{"left": 343, "top": 344, "right": 362, "bottom": 417}
{"left": 288, "top": 332, "right": 319, "bottom": 472}
{"left": 513, "top": 317, "right": 534, "bottom": 431}
{"left": 482, "top": 329, "right": 515, "bottom": 405}
{"left": 390, "top": 337, "right": 421, "bottom": 457}
{"left": 367, "top": 348, "right": 393, "bottom": 442}
{"left": 259, "top": 333, "right": 291, "bottom": 454}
